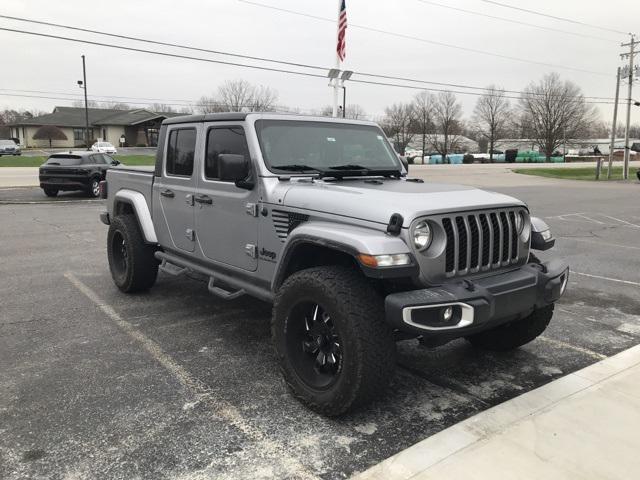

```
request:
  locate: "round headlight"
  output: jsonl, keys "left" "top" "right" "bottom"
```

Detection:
{"left": 515, "top": 211, "right": 526, "bottom": 234}
{"left": 413, "top": 221, "right": 432, "bottom": 251}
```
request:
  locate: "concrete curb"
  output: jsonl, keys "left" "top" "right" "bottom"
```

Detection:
{"left": 352, "top": 343, "right": 640, "bottom": 480}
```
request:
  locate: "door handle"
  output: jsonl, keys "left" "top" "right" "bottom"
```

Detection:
{"left": 160, "top": 189, "right": 175, "bottom": 198}
{"left": 194, "top": 194, "right": 213, "bottom": 205}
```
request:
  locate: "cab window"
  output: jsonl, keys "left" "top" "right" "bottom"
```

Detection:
{"left": 205, "top": 127, "right": 249, "bottom": 180}
{"left": 166, "top": 128, "right": 196, "bottom": 177}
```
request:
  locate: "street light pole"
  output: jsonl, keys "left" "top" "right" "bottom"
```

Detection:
{"left": 607, "top": 67, "right": 621, "bottom": 180}
{"left": 81, "top": 55, "right": 90, "bottom": 150}
{"left": 342, "top": 85, "right": 346, "bottom": 118}
{"left": 621, "top": 34, "right": 638, "bottom": 180}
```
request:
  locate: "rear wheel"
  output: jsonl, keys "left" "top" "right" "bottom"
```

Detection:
{"left": 272, "top": 266, "right": 396, "bottom": 416}
{"left": 107, "top": 214, "right": 158, "bottom": 293}
{"left": 43, "top": 187, "right": 58, "bottom": 197}
{"left": 88, "top": 178, "right": 101, "bottom": 198}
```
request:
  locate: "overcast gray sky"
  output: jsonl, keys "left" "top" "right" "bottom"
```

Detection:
{"left": 1, "top": 0, "right": 638, "bottom": 122}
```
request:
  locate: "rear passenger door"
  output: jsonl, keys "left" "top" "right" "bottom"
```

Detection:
{"left": 152, "top": 125, "right": 200, "bottom": 253}
{"left": 194, "top": 124, "right": 259, "bottom": 271}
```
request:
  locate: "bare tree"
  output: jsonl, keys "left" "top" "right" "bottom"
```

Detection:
{"left": 196, "top": 95, "right": 226, "bottom": 114}
{"left": 100, "top": 101, "right": 130, "bottom": 110}
{"left": 520, "top": 73, "right": 599, "bottom": 159}
{"left": 72, "top": 99, "right": 99, "bottom": 108}
{"left": 381, "top": 103, "right": 415, "bottom": 155}
{"left": 412, "top": 91, "right": 434, "bottom": 157}
{"left": 344, "top": 104, "right": 366, "bottom": 119}
{"left": 248, "top": 85, "right": 278, "bottom": 112}
{"left": 472, "top": 86, "right": 511, "bottom": 161}
{"left": 147, "top": 103, "right": 176, "bottom": 113}
{"left": 197, "top": 80, "right": 279, "bottom": 113}
{"left": 429, "top": 91, "right": 463, "bottom": 157}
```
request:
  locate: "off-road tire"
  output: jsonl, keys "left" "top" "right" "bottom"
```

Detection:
{"left": 272, "top": 266, "right": 396, "bottom": 416}
{"left": 43, "top": 187, "right": 58, "bottom": 197}
{"left": 107, "top": 214, "right": 158, "bottom": 293}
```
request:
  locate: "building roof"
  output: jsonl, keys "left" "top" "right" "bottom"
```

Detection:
{"left": 10, "top": 106, "right": 178, "bottom": 128}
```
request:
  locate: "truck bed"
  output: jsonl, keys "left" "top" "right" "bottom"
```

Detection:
{"left": 106, "top": 166, "right": 154, "bottom": 211}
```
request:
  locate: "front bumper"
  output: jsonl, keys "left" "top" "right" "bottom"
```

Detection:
{"left": 385, "top": 259, "right": 569, "bottom": 339}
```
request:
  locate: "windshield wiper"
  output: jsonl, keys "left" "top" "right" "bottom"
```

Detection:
{"left": 329, "top": 164, "right": 368, "bottom": 170}
{"left": 273, "top": 164, "right": 321, "bottom": 173}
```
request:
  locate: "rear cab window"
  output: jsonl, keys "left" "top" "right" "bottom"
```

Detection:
{"left": 165, "top": 128, "right": 197, "bottom": 177}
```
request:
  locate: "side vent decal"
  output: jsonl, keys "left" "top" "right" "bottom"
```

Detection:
{"left": 272, "top": 210, "right": 309, "bottom": 242}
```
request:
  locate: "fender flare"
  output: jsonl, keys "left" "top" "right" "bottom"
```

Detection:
{"left": 271, "top": 221, "right": 416, "bottom": 291}
{"left": 113, "top": 190, "right": 158, "bottom": 244}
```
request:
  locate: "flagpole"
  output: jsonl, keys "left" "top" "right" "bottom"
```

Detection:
{"left": 332, "top": 0, "right": 341, "bottom": 118}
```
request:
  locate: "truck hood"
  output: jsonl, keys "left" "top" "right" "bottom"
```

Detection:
{"left": 280, "top": 179, "right": 526, "bottom": 227}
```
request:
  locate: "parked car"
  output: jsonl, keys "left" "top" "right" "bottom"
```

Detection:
{"left": 39, "top": 151, "right": 119, "bottom": 197}
{"left": 0, "top": 139, "right": 21, "bottom": 156}
{"left": 91, "top": 141, "right": 118, "bottom": 155}
{"left": 100, "top": 113, "right": 568, "bottom": 416}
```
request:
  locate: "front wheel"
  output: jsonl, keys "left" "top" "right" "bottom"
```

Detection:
{"left": 272, "top": 266, "right": 396, "bottom": 416}
{"left": 107, "top": 214, "right": 158, "bottom": 293}
{"left": 43, "top": 187, "right": 58, "bottom": 197}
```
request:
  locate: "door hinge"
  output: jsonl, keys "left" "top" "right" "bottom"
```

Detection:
{"left": 185, "top": 194, "right": 194, "bottom": 206}
{"left": 245, "top": 202, "right": 259, "bottom": 217}
{"left": 245, "top": 243, "right": 257, "bottom": 259}
{"left": 185, "top": 228, "right": 195, "bottom": 241}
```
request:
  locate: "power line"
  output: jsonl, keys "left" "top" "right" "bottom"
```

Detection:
{"left": 0, "top": 14, "right": 615, "bottom": 100}
{"left": 237, "top": 0, "right": 611, "bottom": 77}
{"left": 0, "top": 88, "right": 197, "bottom": 105}
{"left": 0, "top": 26, "right": 328, "bottom": 80}
{"left": 478, "top": 0, "right": 631, "bottom": 36}
{"left": 415, "top": 0, "right": 620, "bottom": 43}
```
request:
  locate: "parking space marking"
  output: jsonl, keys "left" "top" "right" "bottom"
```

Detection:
{"left": 573, "top": 271, "right": 640, "bottom": 287}
{"left": 558, "top": 237, "right": 640, "bottom": 251}
{"left": 537, "top": 336, "right": 607, "bottom": 360}
{"left": 64, "top": 272, "right": 318, "bottom": 480}
{"left": 600, "top": 215, "right": 640, "bottom": 229}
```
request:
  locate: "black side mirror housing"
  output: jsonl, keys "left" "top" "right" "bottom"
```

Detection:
{"left": 218, "top": 154, "right": 254, "bottom": 189}
{"left": 111, "top": 160, "right": 120, "bottom": 166}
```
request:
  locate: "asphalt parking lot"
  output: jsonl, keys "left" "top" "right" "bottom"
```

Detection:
{"left": 1, "top": 174, "right": 639, "bottom": 480}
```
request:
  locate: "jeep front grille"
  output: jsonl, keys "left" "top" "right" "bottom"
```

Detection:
{"left": 272, "top": 209, "right": 309, "bottom": 241}
{"left": 441, "top": 208, "right": 525, "bottom": 277}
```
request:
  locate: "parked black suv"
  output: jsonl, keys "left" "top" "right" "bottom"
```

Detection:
{"left": 39, "top": 151, "right": 119, "bottom": 197}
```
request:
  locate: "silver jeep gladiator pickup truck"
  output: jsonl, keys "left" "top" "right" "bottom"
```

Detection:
{"left": 100, "top": 113, "right": 569, "bottom": 415}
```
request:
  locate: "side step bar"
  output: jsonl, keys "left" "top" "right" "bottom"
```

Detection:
{"left": 155, "top": 251, "right": 274, "bottom": 303}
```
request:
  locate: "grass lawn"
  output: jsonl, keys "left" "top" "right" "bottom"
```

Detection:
{"left": 0, "top": 154, "right": 155, "bottom": 167}
{"left": 514, "top": 166, "right": 639, "bottom": 181}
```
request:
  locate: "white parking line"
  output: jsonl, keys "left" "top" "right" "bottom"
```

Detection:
{"left": 573, "top": 271, "right": 640, "bottom": 287}
{"left": 559, "top": 237, "right": 640, "bottom": 251}
{"left": 64, "top": 272, "right": 318, "bottom": 480}
{"left": 537, "top": 336, "right": 606, "bottom": 360}
{"left": 600, "top": 215, "right": 640, "bottom": 229}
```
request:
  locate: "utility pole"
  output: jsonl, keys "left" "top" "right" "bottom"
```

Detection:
{"left": 81, "top": 55, "right": 90, "bottom": 150}
{"left": 606, "top": 67, "right": 621, "bottom": 179}
{"left": 621, "top": 34, "right": 638, "bottom": 180}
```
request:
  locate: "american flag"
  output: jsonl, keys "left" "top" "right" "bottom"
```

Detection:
{"left": 336, "top": 0, "right": 347, "bottom": 61}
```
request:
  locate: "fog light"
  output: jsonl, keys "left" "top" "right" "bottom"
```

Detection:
{"left": 442, "top": 306, "right": 453, "bottom": 322}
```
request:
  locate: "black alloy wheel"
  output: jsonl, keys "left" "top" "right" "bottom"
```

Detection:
{"left": 286, "top": 301, "right": 343, "bottom": 390}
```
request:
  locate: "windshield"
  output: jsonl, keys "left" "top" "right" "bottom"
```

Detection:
{"left": 98, "top": 142, "right": 112, "bottom": 147}
{"left": 45, "top": 155, "right": 82, "bottom": 166}
{"left": 255, "top": 120, "right": 400, "bottom": 173}
{"left": 0, "top": 140, "right": 15, "bottom": 146}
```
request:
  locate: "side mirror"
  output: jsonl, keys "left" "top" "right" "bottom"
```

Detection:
{"left": 399, "top": 155, "right": 409, "bottom": 172}
{"left": 218, "top": 154, "right": 253, "bottom": 189}
{"left": 111, "top": 160, "right": 121, "bottom": 166}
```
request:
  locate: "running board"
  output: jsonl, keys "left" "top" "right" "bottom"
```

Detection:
{"left": 159, "top": 259, "right": 188, "bottom": 276}
{"left": 154, "top": 251, "right": 274, "bottom": 303}
{"left": 207, "top": 278, "right": 246, "bottom": 300}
